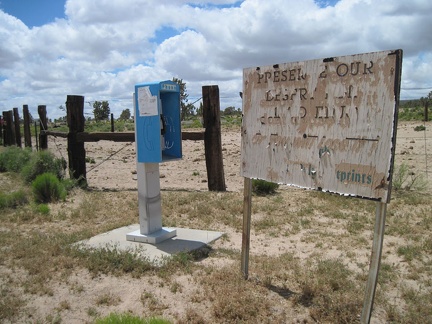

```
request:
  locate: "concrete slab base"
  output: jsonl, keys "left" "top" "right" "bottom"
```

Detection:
{"left": 77, "top": 224, "right": 224, "bottom": 262}
{"left": 126, "top": 227, "right": 177, "bottom": 244}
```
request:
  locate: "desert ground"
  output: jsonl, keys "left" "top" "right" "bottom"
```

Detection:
{"left": 50, "top": 121, "right": 431, "bottom": 193}
{"left": 1, "top": 120, "right": 431, "bottom": 323}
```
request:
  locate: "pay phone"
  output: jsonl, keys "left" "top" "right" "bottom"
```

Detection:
{"left": 128, "top": 80, "right": 182, "bottom": 244}
{"left": 134, "top": 80, "right": 182, "bottom": 162}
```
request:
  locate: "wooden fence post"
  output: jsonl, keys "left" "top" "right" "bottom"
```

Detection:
{"left": 202, "top": 85, "right": 226, "bottom": 191}
{"left": 3, "top": 111, "right": 15, "bottom": 146}
{"left": 38, "top": 105, "right": 48, "bottom": 150}
{"left": 1, "top": 112, "right": 6, "bottom": 146}
{"left": 66, "top": 95, "right": 87, "bottom": 186}
{"left": 13, "top": 108, "right": 22, "bottom": 148}
{"left": 23, "top": 105, "right": 32, "bottom": 148}
{"left": 111, "top": 113, "right": 114, "bottom": 132}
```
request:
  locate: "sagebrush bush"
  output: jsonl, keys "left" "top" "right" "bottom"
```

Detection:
{"left": 393, "top": 163, "right": 428, "bottom": 191}
{"left": 0, "top": 190, "right": 28, "bottom": 209}
{"left": 21, "top": 150, "right": 65, "bottom": 183}
{"left": 32, "top": 173, "right": 66, "bottom": 203}
{"left": 414, "top": 125, "right": 426, "bottom": 131}
{"left": 252, "top": 179, "right": 279, "bottom": 195}
{"left": 95, "top": 313, "right": 170, "bottom": 324}
{"left": 35, "top": 203, "right": 50, "bottom": 215}
{"left": 0, "top": 147, "right": 32, "bottom": 173}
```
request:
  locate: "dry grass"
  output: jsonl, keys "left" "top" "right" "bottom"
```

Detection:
{"left": 0, "top": 170, "right": 431, "bottom": 323}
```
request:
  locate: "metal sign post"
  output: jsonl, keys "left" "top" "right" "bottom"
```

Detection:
{"left": 361, "top": 201, "right": 387, "bottom": 323}
{"left": 241, "top": 177, "right": 252, "bottom": 279}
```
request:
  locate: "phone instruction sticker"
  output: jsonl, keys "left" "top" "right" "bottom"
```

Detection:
{"left": 138, "top": 86, "right": 158, "bottom": 116}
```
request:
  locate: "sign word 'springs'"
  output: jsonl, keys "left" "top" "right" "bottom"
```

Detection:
{"left": 241, "top": 50, "right": 402, "bottom": 202}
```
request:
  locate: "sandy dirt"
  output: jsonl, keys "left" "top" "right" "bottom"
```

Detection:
{"left": 50, "top": 128, "right": 245, "bottom": 192}
{"left": 48, "top": 121, "right": 431, "bottom": 193}
{"left": 7, "top": 121, "right": 432, "bottom": 323}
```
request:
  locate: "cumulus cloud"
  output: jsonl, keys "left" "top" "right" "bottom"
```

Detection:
{"left": 0, "top": 0, "right": 431, "bottom": 119}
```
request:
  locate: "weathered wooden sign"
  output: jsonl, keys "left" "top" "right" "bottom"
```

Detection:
{"left": 241, "top": 50, "right": 402, "bottom": 202}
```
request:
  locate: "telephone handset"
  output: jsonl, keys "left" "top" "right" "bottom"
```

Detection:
{"left": 160, "top": 114, "right": 166, "bottom": 151}
{"left": 160, "top": 114, "right": 166, "bottom": 136}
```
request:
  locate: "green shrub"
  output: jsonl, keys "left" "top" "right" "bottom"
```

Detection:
{"left": 85, "top": 157, "right": 96, "bottom": 164}
{"left": 61, "top": 178, "right": 79, "bottom": 193}
{"left": 32, "top": 173, "right": 66, "bottom": 203}
{"left": 85, "top": 121, "right": 112, "bottom": 132}
{"left": 398, "top": 106, "right": 425, "bottom": 121}
{"left": 21, "top": 150, "right": 65, "bottom": 183}
{"left": 392, "top": 163, "right": 409, "bottom": 191}
{"left": 114, "top": 120, "right": 135, "bottom": 132}
{"left": 95, "top": 312, "right": 170, "bottom": 324}
{"left": 35, "top": 203, "right": 50, "bottom": 215}
{"left": 414, "top": 125, "right": 426, "bottom": 131}
{"left": 252, "top": 179, "right": 279, "bottom": 195}
{"left": 0, "top": 147, "right": 32, "bottom": 173}
{"left": 393, "top": 163, "right": 428, "bottom": 191}
{"left": 0, "top": 190, "right": 28, "bottom": 209}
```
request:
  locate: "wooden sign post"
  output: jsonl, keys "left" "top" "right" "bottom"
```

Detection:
{"left": 240, "top": 50, "right": 402, "bottom": 323}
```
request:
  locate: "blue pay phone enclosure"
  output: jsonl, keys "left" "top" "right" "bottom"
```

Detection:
{"left": 135, "top": 81, "right": 182, "bottom": 163}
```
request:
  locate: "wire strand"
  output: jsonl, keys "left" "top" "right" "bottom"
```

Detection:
{"left": 38, "top": 120, "right": 66, "bottom": 162}
{"left": 87, "top": 142, "right": 133, "bottom": 173}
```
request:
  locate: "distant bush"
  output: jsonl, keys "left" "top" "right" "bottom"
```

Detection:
{"left": 252, "top": 179, "right": 279, "bottom": 195}
{"left": 32, "top": 173, "right": 66, "bottom": 203}
{"left": 398, "top": 106, "right": 425, "bottom": 121}
{"left": 21, "top": 150, "right": 66, "bottom": 183}
{"left": 221, "top": 115, "right": 242, "bottom": 127}
{"left": 85, "top": 120, "right": 112, "bottom": 133}
{"left": 414, "top": 125, "right": 426, "bottom": 131}
{"left": 115, "top": 120, "right": 135, "bottom": 132}
{"left": 0, "top": 147, "right": 32, "bottom": 173}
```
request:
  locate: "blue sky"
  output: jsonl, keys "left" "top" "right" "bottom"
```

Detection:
{"left": 0, "top": 0, "right": 65, "bottom": 27}
{"left": 0, "top": 0, "right": 431, "bottom": 119}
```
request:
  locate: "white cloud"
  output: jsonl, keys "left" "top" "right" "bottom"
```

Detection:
{"left": 0, "top": 0, "right": 431, "bottom": 119}
{"left": 0, "top": 11, "right": 29, "bottom": 66}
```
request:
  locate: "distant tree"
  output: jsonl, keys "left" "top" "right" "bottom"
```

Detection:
{"left": 57, "top": 105, "right": 66, "bottom": 122}
{"left": 420, "top": 91, "right": 432, "bottom": 121}
{"left": 186, "top": 103, "right": 196, "bottom": 117}
{"left": 93, "top": 101, "right": 110, "bottom": 121}
{"left": 119, "top": 108, "right": 131, "bottom": 121}
{"left": 222, "top": 106, "right": 237, "bottom": 116}
{"left": 173, "top": 77, "right": 194, "bottom": 120}
{"left": 196, "top": 102, "right": 203, "bottom": 116}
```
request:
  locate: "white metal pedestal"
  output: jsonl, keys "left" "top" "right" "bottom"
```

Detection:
{"left": 126, "top": 162, "right": 176, "bottom": 244}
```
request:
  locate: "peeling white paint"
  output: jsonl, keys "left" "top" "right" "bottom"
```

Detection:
{"left": 241, "top": 50, "right": 402, "bottom": 202}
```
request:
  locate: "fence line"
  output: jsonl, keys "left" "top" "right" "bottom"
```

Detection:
{"left": 2, "top": 99, "right": 430, "bottom": 188}
{"left": 2, "top": 86, "right": 226, "bottom": 191}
